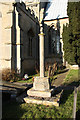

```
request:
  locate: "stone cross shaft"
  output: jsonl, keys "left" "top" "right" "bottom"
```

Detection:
{"left": 39, "top": 24, "right": 45, "bottom": 77}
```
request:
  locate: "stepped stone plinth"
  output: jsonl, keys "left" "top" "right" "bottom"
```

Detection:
{"left": 27, "top": 76, "right": 52, "bottom": 98}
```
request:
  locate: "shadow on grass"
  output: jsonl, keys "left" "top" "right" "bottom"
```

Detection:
{"left": 55, "top": 80, "right": 80, "bottom": 105}
{"left": 56, "top": 68, "right": 80, "bottom": 105}
{"left": 2, "top": 101, "right": 26, "bottom": 119}
{"left": 76, "top": 109, "right": 80, "bottom": 120}
{"left": 27, "top": 76, "right": 32, "bottom": 80}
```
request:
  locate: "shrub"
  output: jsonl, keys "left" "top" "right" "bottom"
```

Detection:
{"left": 2, "top": 68, "right": 21, "bottom": 82}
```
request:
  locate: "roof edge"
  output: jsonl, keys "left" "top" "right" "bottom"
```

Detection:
{"left": 44, "top": 17, "right": 69, "bottom": 22}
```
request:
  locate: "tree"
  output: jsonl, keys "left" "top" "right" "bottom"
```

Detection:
{"left": 62, "top": 1, "right": 80, "bottom": 68}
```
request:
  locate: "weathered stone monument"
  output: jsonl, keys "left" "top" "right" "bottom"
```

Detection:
{"left": 27, "top": 23, "right": 52, "bottom": 98}
{"left": 24, "top": 3, "right": 62, "bottom": 106}
{"left": 24, "top": 23, "right": 62, "bottom": 107}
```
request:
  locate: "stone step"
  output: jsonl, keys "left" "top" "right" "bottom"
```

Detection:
{"left": 24, "top": 95, "right": 60, "bottom": 107}
{"left": 24, "top": 90, "right": 63, "bottom": 107}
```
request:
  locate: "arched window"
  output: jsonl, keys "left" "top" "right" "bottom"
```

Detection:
{"left": 56, "top": 20, "right": 60, "bottom": 53}
{"left": 28, "top": 36, "right": 32, "bottom": 56}
{"left": 48, "top": 25, "right": 56, "bottom": 54}
{"left": 27, "top": 28, "right": 35, "bottom": 57}
{"left": 48, "top": 29, "right": 51, "bottom": 54}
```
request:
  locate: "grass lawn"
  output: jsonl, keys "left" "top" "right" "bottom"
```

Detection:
{"left": 18, "top": 73, "right": 40, "bottom": 83}
{"left": 2, "top": 91, "right": 80, "bottom": 119}
{"left": 63, "top": 69, "right": 80, "bottom": 86}
{"left": 17, "top": 69, "right": 66, "bottom": 84}
{"left": 2, "top": 69, "right": 80, "bottom": 119}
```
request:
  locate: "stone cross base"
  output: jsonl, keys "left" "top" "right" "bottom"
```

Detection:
{"left": 24, "top": 96, "right": 59, "bottom": 107}
{"left": 24, "top": 89, "right": 63, "bottom": 107}
{"left": 27, "top": 88, "right": 52, "bottom": 98}
{"left": 33, "top": 77, "right": 50, "bottom": 91}
{"left": 27, "top": 77, "right": 52, "bottom": 98}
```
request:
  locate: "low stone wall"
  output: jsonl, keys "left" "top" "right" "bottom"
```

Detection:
{"left": 70, "top": 65, "right": 79, "bottom": 70}
{"left": 67, "top": 64, "right": 79, "bottom": 70}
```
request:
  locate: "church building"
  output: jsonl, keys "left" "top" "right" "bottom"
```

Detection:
{"left": 0, "top": 0, "right": 69, "bottom": 76}
{"left": 44, "top": 0, "right": 69, "bottom": 66}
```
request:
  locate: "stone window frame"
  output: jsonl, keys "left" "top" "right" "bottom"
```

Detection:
{"left": 28, "top": 36, "right": 32, "bottom": 57}
{"left": 27, "top": 28, "right": 35, "bottom": 57}
{"left": 48, "top": 25, "right": 56, "bottom": 55}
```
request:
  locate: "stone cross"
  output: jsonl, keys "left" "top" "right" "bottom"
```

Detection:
{"left": 27, "top": 23, "right": 52, "bottom": 98}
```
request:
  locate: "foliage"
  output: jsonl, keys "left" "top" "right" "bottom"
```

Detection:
{"left": 2, "top": 68, "right": 21, "bottom": 82}
{"left": 62, "top": 2, "right": 80, "bottom": 66}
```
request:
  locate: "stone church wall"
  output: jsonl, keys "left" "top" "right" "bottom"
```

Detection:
{"left": 0, "top": 1, "right": 64, "bottom": 77}
{"left": 44, "top": 18, "right": 69, "bottom": 66}
{"left": 15, "top": 2, "right": 39, "bottom": 75}
{"left": 0, "top": 2, "right": 39, "bottom": 76}
{"left": 0, "top": 2, "right": 13, "bottom": 71}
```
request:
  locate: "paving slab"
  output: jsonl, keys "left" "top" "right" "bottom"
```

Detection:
{"left": 53, "top": 69, "right": 69, "bottom": 87}
{"left": 0, "top": 81, "right": 27, "bottom": 96}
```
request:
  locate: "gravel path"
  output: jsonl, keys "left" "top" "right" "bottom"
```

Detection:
{"left": 53, "top": 70, "right": 69, "bottom": 87}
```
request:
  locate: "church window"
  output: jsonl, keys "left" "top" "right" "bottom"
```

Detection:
{"left": 28, "top": 37, "right": 32, "bottom": 56}
{"left": 48, "top": 27, "right": 56, "bottom": 54}
{"left": 48, "top": 30, "right": 51, "bottom": 54}
{"left": 27, "top": 28, "right": 34, "bottom": 57}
